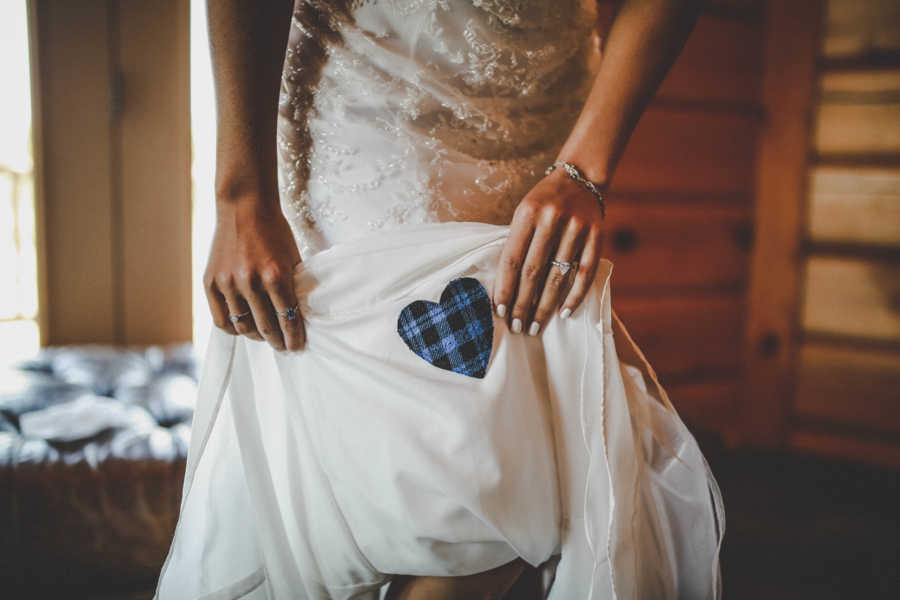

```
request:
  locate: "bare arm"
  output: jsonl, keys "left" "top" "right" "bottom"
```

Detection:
{"left": 555, "top": 0, "right": 702, "bottom": 184}
{"left": 203, "top": 0, "right": 308, "bottom": 352}
{"left": 209, "top": 0, "right": 293, "bottom": 204}
{"left": 491, "top": 0, "right": 702, "bottom": 335}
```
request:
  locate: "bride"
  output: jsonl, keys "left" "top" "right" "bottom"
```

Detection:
{"left": 158, "top": 1, "right": 721, "bottom": 598}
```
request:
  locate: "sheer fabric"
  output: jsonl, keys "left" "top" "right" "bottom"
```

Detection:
{"left": 276, "top": 0, "right": 600, "bottom": 257}
{"left": 154, "top": 222, "right": 724, "bottom": 599}
{"left": 156, "top": 2, "right": 726, "bottom": 597}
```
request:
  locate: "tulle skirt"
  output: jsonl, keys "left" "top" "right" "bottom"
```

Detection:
{"left": 154, "top": 220, "right": 724, "bottom": 599}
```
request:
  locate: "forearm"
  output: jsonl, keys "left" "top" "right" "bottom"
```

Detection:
{"left": 555, "top": 0, "right": 702, "bottom": 187}
{"left": 208, "top": 0, "right": 293, "bottom": 208}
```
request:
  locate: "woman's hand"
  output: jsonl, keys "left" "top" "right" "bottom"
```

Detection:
{"left": 203, "top": 198, "right": 306, "bottom": 352}
{"left": 491, "top": 167, "right": 605, "bottom": 336}
{"left": 488, "top": 0, "right": 702, "bottom": 336}
{"left": 204, "top": 0, "right": 298, "bottom": 350}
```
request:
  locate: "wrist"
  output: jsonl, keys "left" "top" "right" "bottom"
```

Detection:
{"left": 215, "top": 172, "right": 279, "bottom": 208}
{"left": 551, "top": 155, "right": 610, "bottom": 191}
{"left": 214, "top": 188, "right": 282, "bottom": 227}
{"left": 545, "top": 160, "right": 608, "bottom": 218}
{"left": 214, "top": 130, "right": 279, "bottom": 209}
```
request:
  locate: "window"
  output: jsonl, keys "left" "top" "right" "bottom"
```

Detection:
{"left": 191, "top": 0, "right": 216, "bottom": 353}
{"left": 0, "top": 1, "right": 39, "bottom": 365}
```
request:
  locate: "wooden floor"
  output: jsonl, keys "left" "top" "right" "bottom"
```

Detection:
{"left": 697, "top": 432, "right": 900, "bottom": 600}
{"left": 18, "top": 433, "right": 900, "bottom": 600}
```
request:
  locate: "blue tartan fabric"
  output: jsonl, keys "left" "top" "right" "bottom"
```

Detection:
{"left": 396, "top": 277, "right": 494, "bottom": 378}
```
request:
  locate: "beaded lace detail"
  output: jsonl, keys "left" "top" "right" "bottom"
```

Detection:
{"left": 277, "top": 0, "right": 599, "bottom": 258}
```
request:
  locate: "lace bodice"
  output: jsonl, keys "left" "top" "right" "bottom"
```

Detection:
{"left": 277, "top": 0, "right": 600, "bottom": 258}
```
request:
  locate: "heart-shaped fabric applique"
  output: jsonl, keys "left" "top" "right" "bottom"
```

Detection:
{"left": 396, "top": 277, "right": 494, "bottom": 379}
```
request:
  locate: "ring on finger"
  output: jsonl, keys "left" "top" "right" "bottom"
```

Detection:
{"left": 549, "top": 256, "right": 579, "bottom": 320}
{"left": 229, "top": 310, "right": 251, "bottom": 324}
{"left": 278, "top": 303, "right": 300, "bottom": 320}
{"left": 550, "top": 258, "right": 578, "bottom": 276}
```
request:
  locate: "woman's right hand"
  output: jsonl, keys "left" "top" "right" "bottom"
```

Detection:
{"left": 203, "top": 198, "right": 306, "bottom": 352}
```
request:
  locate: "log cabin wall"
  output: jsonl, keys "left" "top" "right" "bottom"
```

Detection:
{"left": 790, "top": 0, "right": 900, "bottom": 468}
{"left": 597, "top": 0, "right": 766, "bottom": 444}
{"left": 602, "top": 0, "right": 900, "bottom": 468}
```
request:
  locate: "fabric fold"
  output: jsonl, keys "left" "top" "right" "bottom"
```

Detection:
{"left": 155, "top": 220, "right": 723, "bottom": 599}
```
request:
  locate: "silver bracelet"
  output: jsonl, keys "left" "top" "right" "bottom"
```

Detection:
{"left": 545, "top": 161, "right": 606, "bottom": 219}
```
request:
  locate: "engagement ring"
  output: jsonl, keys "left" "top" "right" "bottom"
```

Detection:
{"left": 279, "top": 303, "right": 300, "bottom": 320}
{"left": 229, "top": 311, "right": 251, "bottom": 324}
{"left": 550, "top": 259, "right": 577, "bottom": 276}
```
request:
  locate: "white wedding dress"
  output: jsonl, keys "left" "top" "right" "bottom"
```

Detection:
{"left": 155, "top": 1, "right": 725, "bottom": 598}
{"left": 276, "top": 0, "right": 601, "bottom": 258}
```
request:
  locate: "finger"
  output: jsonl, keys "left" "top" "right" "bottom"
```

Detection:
{"left": 529, "top": 219, "right": 587, "bottom": 334}
{"left": 205, "top": 277, "right": 237, "bottom": 335}
{"left": 510, "top": 209, "right": 563, "bottom": 334}
{"left": 491, "top": 205, "right": 537, "bottom": 324}
{"left": 244, "top": 278, "right": 286, "bottom": 351}
{"left": 221, "top": 278, "right": 263, "bottom": 341}
{"left": 263, "top": 266, "right": 307, "bottom": 351}
{"left": 560, "top": 226, "right": 604, "bottom": 318}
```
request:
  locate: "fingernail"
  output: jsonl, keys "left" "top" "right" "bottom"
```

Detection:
{"left": 511, "top": 317, "right": 522, "bottom": 333}
{"left": 528, "top": 321, "right": 541, "bottom": 336}
{"left": 496, "top": 303, "right": 507, "bottom": 317}
{"left": 559, "top": 307, "right": 572, "bottom": 319}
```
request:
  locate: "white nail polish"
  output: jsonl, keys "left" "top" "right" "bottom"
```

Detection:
{"left": 511, "top": 318, "right": 522, "bottom": 333}
{"left": 528, "top": 321, "right": 541, "bottom": 336}
{"left": 560, "top": 307, "right": 572, "bottom": 319}
{"left": 496, "top": 303, "right": 507, "bottom": 317}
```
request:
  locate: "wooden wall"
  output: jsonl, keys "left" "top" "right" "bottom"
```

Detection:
{"left": 604, "top": 0, "right": 900, "bottom": 468}
{"left": 29, "top": 0, "right": 192, "bottom": 346}
{"left": 790, "top": 0, "right": 900, "bottom": 468}
{"left": 598, "top": 0, "right": 765, "bottom": 443}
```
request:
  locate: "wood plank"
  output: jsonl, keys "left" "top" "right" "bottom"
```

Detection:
{"left": 739, "top": 0, "right": 823, "bottom": 449}
{"left": 807, "top": 166, "right": 900, "bottom": 247}
{"left": 611, "top": 107, "right": 760, "bottom": 194}
{"left": 820, "top": 68, "right": 900, "bottom": 98}
{"left": 32, "top": 0, "right": 116, "bottom": 344}
{"left": 794, "top": 341, "right": 900, "bottom": 435}
{"left": 613, "top": 293, "right": 745, "bottom": 380}
{"left": 597, "top": 0, "right": 763, "bottom": 20}
{"left": 814, "top": 102, "right": 900, "bottom": 156}
{"left": 802, "top": 256, "right": 900, "bottom": 342}
{"left": 789, "top": 427, "right": 900, "bottom": 469}
{"left": 603, "top": 201, "right": 752, "bottom": 291}
{"left": 814, "top": 67, "right": 900, "bottom": 156}
{"left": 118, "top": 0, "right": 192, "bottom": 345}
{"left": 705, "top": 0, "right": 762, "bottom": 12}
{"left": 656, "top": 14, "right": 764, "bottom": 104}
{"left": 664, "top": 379, "right": 740, "bottom": 441}
{"left": 823, "top": 0, "right": 900, "bottom": 60}
{"left": 595, "top": 5, "right": 763, "bottom": 105}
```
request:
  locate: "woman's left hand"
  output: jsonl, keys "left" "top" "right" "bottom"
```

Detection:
{"left": 491, "top": 167, "right": 605, "bottom": 336}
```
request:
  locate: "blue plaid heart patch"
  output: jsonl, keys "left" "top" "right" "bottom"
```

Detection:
{"left": 396, "top": 277, "right": 494, "bottom": 379}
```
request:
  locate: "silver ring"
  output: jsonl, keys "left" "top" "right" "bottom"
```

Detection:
{"left": 550, "top": 259, "right": 577, "bottom": 276}
{"left": 279, "top": 303, "right": 300, "bottom": 320}
{"left": 229, "top": 310, "right": 251, "bottom": 324}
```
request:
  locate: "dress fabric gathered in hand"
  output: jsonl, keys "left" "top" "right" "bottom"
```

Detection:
{"left": 155, "top": 222, "right": 724, "bottom": 600}
{"left": 155, "top": 2, "right": 725, "bottom": 598}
